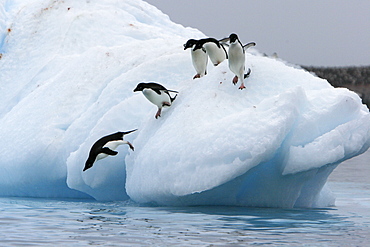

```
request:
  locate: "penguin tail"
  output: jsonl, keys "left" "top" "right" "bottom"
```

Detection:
{"left": 122, "top": 129, "right": 138, "bottom": 135}
{"left": 170, "top": 94, "right": 177, "bottom": 103}
{"left": 244, "top": 68, "right": 251, "bottom": 79}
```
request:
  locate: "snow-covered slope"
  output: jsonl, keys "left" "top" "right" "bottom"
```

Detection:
{"left": 0, "top": 0, "right": 369, "bottom": 207}
{"left": 0, "top": 0, "right": 201, "bottom": 199}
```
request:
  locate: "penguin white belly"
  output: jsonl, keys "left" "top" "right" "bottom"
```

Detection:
{"left": 191, "top": 49, "right": 208, "bottom": 76}
{"left": 143, "top": 88, "right": 171, "bottom": 108}
{"left": 204, "top": 43, "right": 226, "bottom": 65}
{"left": 96, "top": 140, "right": 126, "bottom": 161}
{"left": 228, "top": 44, "right": 245, "bottom": 77}
{"left": 96, "top": 153, "right": 108, "bottom": 160}
{"left": 103, "top": 140, "right": 126, "bottom": 150}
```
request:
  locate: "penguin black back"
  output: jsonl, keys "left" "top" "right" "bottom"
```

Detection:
{"left": 134, "top": 82, "right": 169, "bottom": 95}
{"left": 133, "top": 82, "right": 178, "bottom": 96}
{"left": 193, "top": 38, "right": 221, "bottom": 51}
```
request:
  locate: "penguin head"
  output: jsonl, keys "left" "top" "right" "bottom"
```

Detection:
{"left": 183, "top": 39, "right": 197, "bottom": 50}
{"left": 229, "top": 33, "right": 239, "bottom": 44}
{"left": 83, "top": 157, "right": 95, "bottom": 171}
{"left": 192, "top": 41, "right": 204, "bottom": 51}
{"left": 133, "top": 82, "right": 147, "bottom": 92}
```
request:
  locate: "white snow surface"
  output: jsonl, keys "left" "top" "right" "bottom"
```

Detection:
{"left": 0, "top": 0, "right": 369, "bottom": 207}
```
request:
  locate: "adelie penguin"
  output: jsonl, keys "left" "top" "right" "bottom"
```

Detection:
{"left": 133, "top": 82, "right": 178, "bottom": 119}
{"left": 184, "top": 39, "right": 208, "bottom": 79}
{"left": 227, "top": 33, "right": 256, "bottom": 90}
{"left": 193, "top": 38, "right": 228, "bottom": 66}
{"left": 83, "top": 130, "right": 137, "bottom": 171}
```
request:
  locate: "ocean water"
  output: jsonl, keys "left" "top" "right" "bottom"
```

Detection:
{"left": 1, "top": 151, "right": 369, "bottom": 246}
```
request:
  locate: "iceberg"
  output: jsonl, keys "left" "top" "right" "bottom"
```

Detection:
{"left": 0, "top": 0, "right": 369, "bottom": 207}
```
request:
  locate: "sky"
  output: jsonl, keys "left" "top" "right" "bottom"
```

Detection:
{"left": 145, "top": 0, "right": 370, "bottom": 67}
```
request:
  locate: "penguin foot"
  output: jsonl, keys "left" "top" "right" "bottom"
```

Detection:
{"left": 232, "top": 76, "right": 238, "bottom": 84}
{"left": 239, "top": 83, "right": 246, "bottom": 90}
{"left": 155, "top": 108, "right": 162, "bottom": 119}
{"left": 162, "top": 101, "right": 171, "bottom": 107}
{"left": 193, "top": 74, "right": 201, "bottom": 79}
{"left": 127, "top": 141, "right": 135, "bottom": 151}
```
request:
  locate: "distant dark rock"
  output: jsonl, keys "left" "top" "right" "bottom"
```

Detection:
{"left": 303, "top": 66, "right": 370, "bottom": 108}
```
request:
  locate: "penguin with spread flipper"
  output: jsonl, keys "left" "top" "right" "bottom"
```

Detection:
{"left": 227, "top": 33, "right": 255, "bottom": 90}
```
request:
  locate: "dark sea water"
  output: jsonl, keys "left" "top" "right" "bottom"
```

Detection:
{"left": 0, "top": 150, "right": 369, "bottom": 246}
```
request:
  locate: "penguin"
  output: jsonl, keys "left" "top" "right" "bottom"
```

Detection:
{"left": 83, "top": 129, "right": 137, "bottom": 171}
{"left": 193, "top": 38, "right": 228, "bottom": 66}
{"left": 184, "top": 39, "right": 208, "bottom": 79}
{"left": 227, "top": 33, "right": 256, "bottom": 90}
{"left": 133, "top": 82, "right": 178, "bottom": 119}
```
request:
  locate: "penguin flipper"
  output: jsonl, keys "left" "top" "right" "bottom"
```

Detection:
{"left": 243, "top": 42, "right": 256, "bottom": 49}
{"left": 218, "top": 37, "right": 230, "bottom": 43}
{"left": 153, "top": 88, "right": 162, "bottom": 95}
{"left": 146, "top": 83, "right": 168, "bottom": 95}
{"left": 101, "top": 147, "right": 118, "bottom": 156}
{"left": 219, "top": 37, "right": 230, "bottom": 47}
{"left": 220, "top": 44, "right": 228, "bottom": 59}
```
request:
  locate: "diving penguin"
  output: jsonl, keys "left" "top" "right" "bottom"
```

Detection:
{"left": 83, "top": 130, "right": 137, "bottom": 171}
{"left": 133, "top": 82, "right": 178, "bottom": 119}
{"left": 227, "top": 33, "right": 256, "bottom": 90}
{"left": 184, "top": 39, "right": 208, "bottom": 79}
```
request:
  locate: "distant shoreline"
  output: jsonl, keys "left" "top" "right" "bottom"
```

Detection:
{"left": 303, "top": 66, "right": 370, "bottom": 108}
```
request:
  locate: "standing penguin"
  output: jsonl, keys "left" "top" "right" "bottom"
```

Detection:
{"left": 133, "top": 82, "right": 178, "bottom": 119}
{"left": 228, "top": 33, "right": 256, "bottom": 90}
{"left": 83, "top": 130, "right": 137, "bottom": 171}
{"left": 193, "top": 38, "right": 228, "bottom": 66}
{"left": 184, "top": 39, "right": 208, "bottom": 79}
